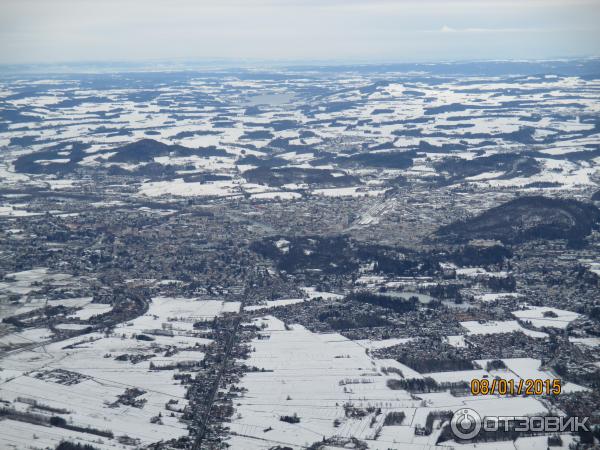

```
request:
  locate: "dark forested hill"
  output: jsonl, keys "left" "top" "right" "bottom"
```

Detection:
{"left": 438, "top": 196, "right": 600, "bottom": 245}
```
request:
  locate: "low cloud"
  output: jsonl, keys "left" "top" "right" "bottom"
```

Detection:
{"left": 439, "top": 25, "right": 551, "bottom": 33}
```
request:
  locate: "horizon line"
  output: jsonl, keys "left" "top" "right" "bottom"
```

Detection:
{"left": 1, "top": 55, "right": 600, "bottom": 76}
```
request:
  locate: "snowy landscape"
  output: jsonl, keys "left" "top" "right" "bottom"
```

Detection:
{"left": 0, "top": 58, "right": 599, "bottom": 449}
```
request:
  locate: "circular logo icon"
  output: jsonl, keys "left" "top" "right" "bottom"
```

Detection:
{"left": 451, "top": 408, "right": 481, "bottom": 440}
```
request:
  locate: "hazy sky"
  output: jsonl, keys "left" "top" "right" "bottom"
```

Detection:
{"left": 1, "top": 0, "right": 599, "bottom": 65}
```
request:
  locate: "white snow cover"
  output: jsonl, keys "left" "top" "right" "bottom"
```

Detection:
{"left": 0, "top": 296, "right": 240, "bottom": 449}
{"left": 512, "top": 306, "right": 580, "bottom": 329}
{"left": 460, "top": 320, "right": 548, "bottom": 338}
{"left": 229, "top": 316, "right": 553, "bottom": 449}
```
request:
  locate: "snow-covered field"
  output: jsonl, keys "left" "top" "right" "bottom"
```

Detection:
{"left": 0, "top": 296, "right": 240, "bottom": 449}
{"left": 460, "top": 320, "right": 548, "bottom": 338}
{"left": 512, "top": 306, "right": 581, "bottom": 329}
{"left": 2, "top": 69, "right": 598, "bottom": 202}
{"left": 228, "top": 316, "right": 559, "bottom": 450}
{"left": 244, "top": 288, "right": 343, "bottom": 311}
